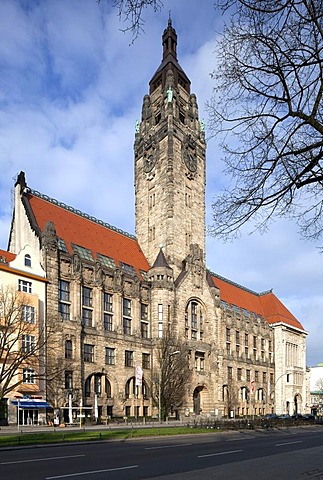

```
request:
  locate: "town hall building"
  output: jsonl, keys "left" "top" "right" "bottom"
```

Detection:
{"left": 1, "top": 20, "right": 308, "bottom": 424}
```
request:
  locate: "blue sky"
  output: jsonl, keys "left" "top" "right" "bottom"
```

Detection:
{"left": 0, "top": 0, "right": 322, "bottom": 366}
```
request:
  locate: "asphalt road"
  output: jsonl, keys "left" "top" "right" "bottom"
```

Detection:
{"left": 1, "top": 426, "right": 323, "bottom": 479}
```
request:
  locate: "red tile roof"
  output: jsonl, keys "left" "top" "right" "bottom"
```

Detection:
{"left": 0, "top": 249, "right": 16, "bottom": 263}
{"left": 21, "top": 189, "right": 304, "bottom": 332}
{"left": 212, "top": 273, "right": 304, "bottom": 331}
{"left": 26, "top": 193, "right": 150, "bottom": 275}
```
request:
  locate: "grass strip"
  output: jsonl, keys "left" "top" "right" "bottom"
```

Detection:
{"left": 0, "top": 426, "right": 214, "bottom": 448}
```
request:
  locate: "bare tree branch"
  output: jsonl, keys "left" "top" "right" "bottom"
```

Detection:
{"left": 209, "top": 0, "right": 323, "bottom": 241}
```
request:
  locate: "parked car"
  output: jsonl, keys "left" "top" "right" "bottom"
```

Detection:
{"left": 277, "top": 414, "right": 291, "bottom": 420}
{"left": 291, "top": 413, "right": 304, "bottom": 420}
{"left": 263, "top": 413, "right": 278, "bottom": 419}
{"left": 302, "top": 414, "right": 315, "bottom": 422}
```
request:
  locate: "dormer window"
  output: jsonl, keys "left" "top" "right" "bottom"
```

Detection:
{"left": 24, "top": 254, "right": 31, "bottom": 267}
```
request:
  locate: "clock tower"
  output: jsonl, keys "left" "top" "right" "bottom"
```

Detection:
{"left": 134, "top": 19, "right": 206, "bottom": 277}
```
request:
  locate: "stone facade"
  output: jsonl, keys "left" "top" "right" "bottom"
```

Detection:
{"left": 5, "top": 20, "right": 308, "bottom": 423}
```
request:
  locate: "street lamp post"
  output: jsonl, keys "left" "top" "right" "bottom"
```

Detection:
{"left": 158, "top": 350, "right": 180, "bottom": 422}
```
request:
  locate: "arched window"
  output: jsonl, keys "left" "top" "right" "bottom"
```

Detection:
{"left": 84, "top": 377, "right": 91, "bottom": 397}
{"left": 105, "top": 378, "right": 112, "bottom": 398}
{"left": 125, "top": 377, "right": 136, "bottom": 399}
{"left": 24, "top": 254, "right": 31, "bottom": 267}
{"left": 185, "top": 300, "right": 204, "bottom": 340}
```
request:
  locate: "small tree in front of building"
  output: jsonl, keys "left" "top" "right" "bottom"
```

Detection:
{"left": 152, "top": 329, "right": 191, "bottom": 421}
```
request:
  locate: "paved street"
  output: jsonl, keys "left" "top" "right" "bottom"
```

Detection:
{"left": 0, "top": 426, "right": 323, "bottom": 479}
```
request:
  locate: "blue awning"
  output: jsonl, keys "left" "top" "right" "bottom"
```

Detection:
{"left": 12, "top": 400, "right": 51, "bottom": 409}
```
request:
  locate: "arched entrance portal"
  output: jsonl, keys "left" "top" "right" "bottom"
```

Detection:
{"left": 193, "top": 385, "right": 212, "bottom": 415}
{"left": 294, "top": 393, "right": 302, "bottom": 414}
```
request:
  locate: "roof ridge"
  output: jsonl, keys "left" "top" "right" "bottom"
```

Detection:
{"left": 210, "top": 270, "right": 272, "bottom": 297}
{"left": 27, "top": 188, "right": 136, "bottom": 241}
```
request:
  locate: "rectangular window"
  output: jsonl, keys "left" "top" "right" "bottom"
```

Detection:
{"left": 191, "top": 302, "right": 197, "bottom": 330}
{"left": 255, "top": 370, "right": 259, "bottom": 382}
{"left": 123, "top": 317, "right": 131, "bottom": 335}
{"left": 18, "top": 279, "right": 32, "bottom": 293}
{"left": 263, "top": 372, "right": 267, "bottom": 383}
{"left": 236, "top": 331, "right": 240, "bottom": 344}
{"left": 94, "top": 374, "right": 101, "bottom": 395}
{"left": 103, "top": 292, "right": 113, "bottom": 312}
{"left": 123, "top": 298, "right": 131, "bottom": 335}
{"left": 104, "top": 313, "right": 113, "bottom": 331}
{"left": 83, "top": 344, "right": 94, "bottom": 362}
{"left": 142, "top": 353, "right": 150, "bottom": 369}
{"left": 141, "top": 321, "right": 149, "bottom": 338}
{"left": 82, "top": 308, "right": 93, "bottom": 327}
{"left": 195, "top": 352, "right": 205, "bottom": 371}
{"left": 65, "top": 370, "right": 73, "bottom": 389}
{"left": 21, "top": 334, "right": 36, "bottom": 353}
{"left": 65, "top": 339, "right": 72, "bottom": 359}
{"left": 237, "top": 368, "right": 242, "bottom": 381}
{"left": 125, "top": 350, "right": 133, "bottom": 367}
{"left": 246, "top": 369, "right": 251, "bottom": 382}
{"left": 226, "top": 328, "right": 231, "bottom": 342}
{"left": 21, "top": 305, "right": 35, "bottom": 323}
{"left": 23, "top": 368, "right": 36, "bottom": 384}
{"left": 158, "top": 304, "right": 163, "bottom": 338}
{"left": 228, "top": 366, "right": 232, "bottom": 379}
{"left": 140, "top": 303, "right": 148, "bottom": 321}
{"left": 82, "top": 286, "right": 92, "bottom": 307}
{"left": 105, "top": 347, "right": 115, "bottom": 365}
{"left": 59, "top": 280, "right": 70, "bottom": 302}
{"left": 59, "top": 302, "right": 70, "bottom": 321}
{"left": 82, "top": 286, "right": 93, "bottom": 327}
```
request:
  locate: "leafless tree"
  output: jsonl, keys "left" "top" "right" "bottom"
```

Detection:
{"left": 0, "top": 286, "right": 60, "bottom": 403}
{"left": 152, "top": 329, "right": 191, "bottom": 420}
{"left": 208, "top": 0, "right": 323, "bottom": 242}
{"left": 98, "top": 0, "right": 164, "bottom": 41}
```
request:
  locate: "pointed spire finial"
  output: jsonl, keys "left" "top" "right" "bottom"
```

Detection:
{"left": 168, "top": 10, "right": 172, "bottom": 26}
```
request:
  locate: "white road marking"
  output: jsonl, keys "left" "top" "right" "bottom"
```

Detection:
{"left": 46, "top": 465, "right": 139, "bottom": 479}
{"left": 0, "top": 455, "right": 85, "bottom": 465}
{"left": 276, "top": 441, "right": 302, "bottom": 446}
{"left": 198, "top": 449, "right": 243, "bottom": 458}
{"left": 145, "top": 443, "right": 192, "bottom": 450}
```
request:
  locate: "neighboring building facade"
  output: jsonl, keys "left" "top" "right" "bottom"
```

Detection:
{"left": 0, "top": 247, "right": 48, "bottom": 425}
{"left": 309, "top": 364, "right": 323, "bottom": 416}
{"left": 5, "top": 20, "right": 308, "bottom": 423}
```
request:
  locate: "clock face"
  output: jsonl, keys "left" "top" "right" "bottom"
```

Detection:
{"left": 143, "top": 152, "right": 156, "bottom": 173}
{"left": 184, "top": 151, "right": 197, "bottom": 172}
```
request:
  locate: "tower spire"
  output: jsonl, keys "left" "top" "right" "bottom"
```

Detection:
{"left": 149, "top": 20, "right": 190, "bottom": 94}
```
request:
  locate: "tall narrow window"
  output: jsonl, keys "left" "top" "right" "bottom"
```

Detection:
{"left": 65, "top": 371, "right": 73, "bottom": 389}
{"left": 123, "top": 298, "right": 132, "bottom": 335}
{"left": 65, "top": 339, "right": 73, "bottom": 359}
{"left": 103, "top": 292, "right": 113, "bottom": 331}
{"left": 158, "top": 304, "right": 163, "bottom": 338}
{"left": 59, "top": 280, "right": 70, "bottom": 321}
{"left": 82, "top": 286, "right": 93, "bottom": 327}
{"left": 141, "top": 303, "right": 149, "bottom": 338}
